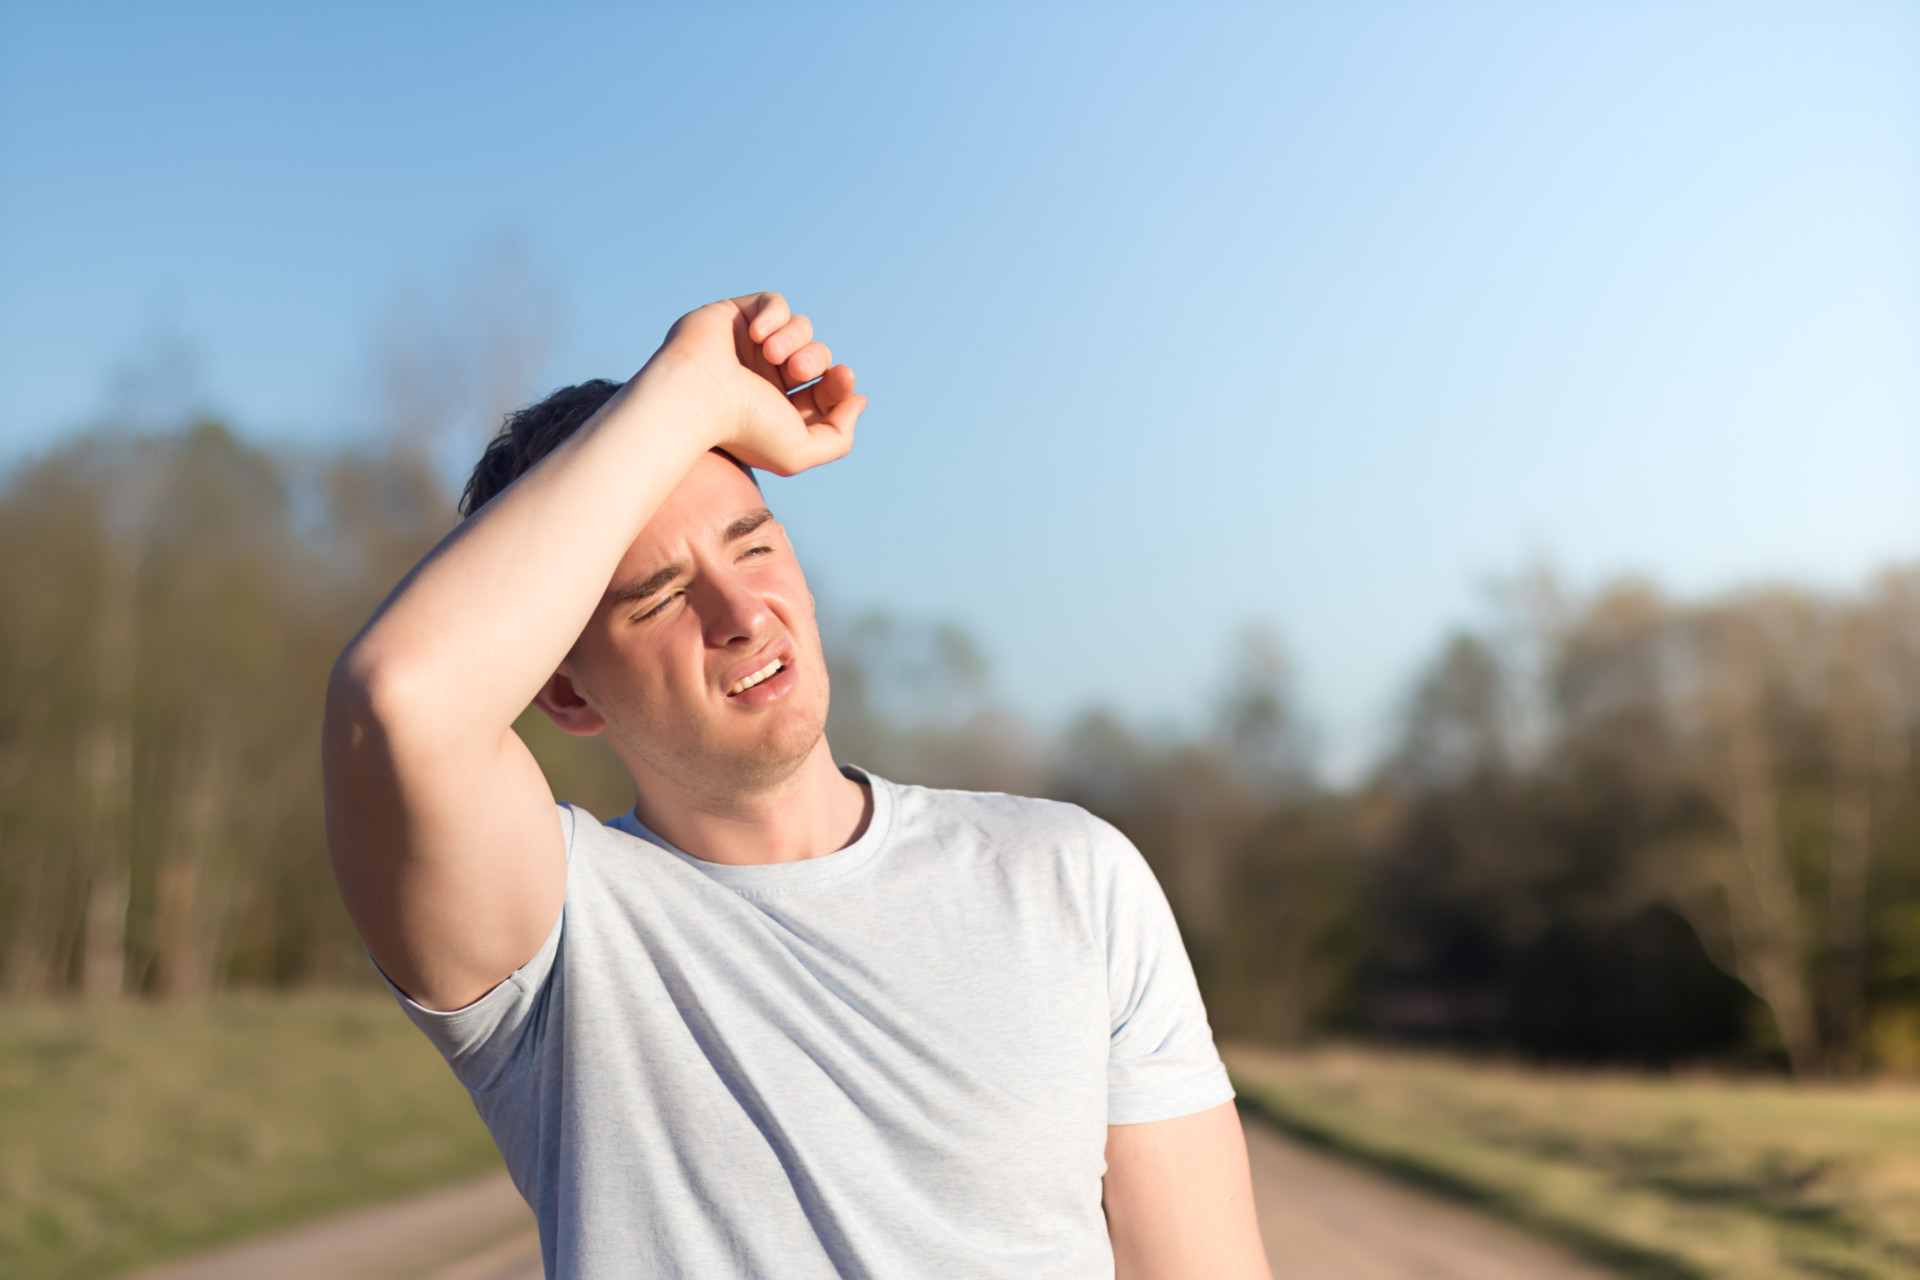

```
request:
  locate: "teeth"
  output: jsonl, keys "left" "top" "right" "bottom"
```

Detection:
{"left": 728, "top": 659, "right": 785, "bottom": 696}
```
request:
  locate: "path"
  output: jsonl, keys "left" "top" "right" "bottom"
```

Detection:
{"left": 123, "top": 1176, "right": 539, "bottom": 1280}
{"left": 128, "top": 1114, "right": 1617, "bottom": 1279}
{"left": 1243, "top": 1119, "right": 1617, "bottom": 1279}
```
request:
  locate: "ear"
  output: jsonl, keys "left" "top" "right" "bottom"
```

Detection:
{"left": 532, "top": 670, "right": 608, "bottom": 737}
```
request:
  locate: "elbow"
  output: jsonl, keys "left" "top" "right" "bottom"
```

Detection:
{"left": 325, "top": 639, "right": 431, "bottom": 751}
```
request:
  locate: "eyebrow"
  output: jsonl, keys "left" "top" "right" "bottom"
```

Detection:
{"left": 725, "top": 508, "right": 775, "bottom": 542}
{"left": 609, "top": 564, "right": 683, "bottom": 607}
{"left": 608, "top": 509, "right": 777, "bottom": 607}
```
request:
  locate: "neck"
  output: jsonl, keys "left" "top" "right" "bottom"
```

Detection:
{"left": 625, "top": 736, "right": 871, "bottom": 866}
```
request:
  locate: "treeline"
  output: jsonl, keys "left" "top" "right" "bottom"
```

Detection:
{"left": 0, "top": 425, "right": 449, "bottom": 996}
{"left": 1059, "top": 574, "right": 1920, "bottom": 1075}
{"left": 1209, "top": 583, "right": 1918, "bottom": 1075}
{"left": 4, "top": 423, "right": 1919, "bottom": 1075}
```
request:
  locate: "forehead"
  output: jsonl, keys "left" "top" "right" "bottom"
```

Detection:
{"left": 613, "top": 451, "right": 770, "bottom": 574}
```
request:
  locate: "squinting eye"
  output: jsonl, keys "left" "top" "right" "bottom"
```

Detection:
{"left": 636, "top": 594, "right": 676, "bottom": 622}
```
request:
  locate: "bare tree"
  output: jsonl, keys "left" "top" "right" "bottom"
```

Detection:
{"left": 78, "top": 540, "right": 135, "bottom": 999}
{"left": 1822, "top": 576, "right": 1920, "bottom": 1069}
{"left": 1684, "top": 610, "right": 1819, "bottom": 1075}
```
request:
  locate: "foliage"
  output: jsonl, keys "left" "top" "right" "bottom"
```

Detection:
{"left": 0, "top": 427, "right": 439, "bottom": 998}
{"left": 1227, "top": 1044, "right": 1920, "bottom": 1280}
{"left": 3, "top": 421, "right": 1920, "bottom": 1078}
{"left": 0, "top": 426, "right": 635, "bottom": 997}
{"left": 1363, "top": 574, "right": 1920, "bottom": 1073}
{"left": 0, "top": 997, "right": 499, "bottom": 1280}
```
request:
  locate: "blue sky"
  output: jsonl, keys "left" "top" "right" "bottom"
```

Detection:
{"left": 3, "top": 2, "right": 1916, "bottom": 775}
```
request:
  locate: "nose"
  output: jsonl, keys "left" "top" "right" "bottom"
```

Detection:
{"left": 699, "top": 565, "right": 771, "bottom": 650}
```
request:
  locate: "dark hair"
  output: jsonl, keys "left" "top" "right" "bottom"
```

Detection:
{"left": 460, "top": 379, "right": 625, "bottom": 517}
{"left": 460, "top": 378, "right": 757, "bottom": 517}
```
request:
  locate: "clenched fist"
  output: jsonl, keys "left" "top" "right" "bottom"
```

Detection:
{"left": 647, "top": 292, "right": 867, "bottom": 478}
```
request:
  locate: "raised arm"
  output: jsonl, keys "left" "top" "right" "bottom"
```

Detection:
{"left": 1104, "top": 1101, "right": 1273, "bottom": 1280}
{"left": 322, "top": 293, "right": 864, "bottom": 1011}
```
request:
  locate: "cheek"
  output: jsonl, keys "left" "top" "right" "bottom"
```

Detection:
{"left": 766, "top": 576, "right": 820, "bottom": 631}
{"left": 614, "top": 617, "right": 709, "bottom": 704}
{"left": 569, "top": 622, "right": 654, "bottom": 705}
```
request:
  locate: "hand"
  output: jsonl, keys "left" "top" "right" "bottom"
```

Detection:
{"left": 648, "top": 292, "right": 867, "bottom": 477}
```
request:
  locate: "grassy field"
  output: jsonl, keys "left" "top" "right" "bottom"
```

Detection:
{"left": 11, "top": 1003, "right": 1920, "bottom": 1280}
{"left": 1225, "top": 1044, "right": 1920, "bottom": 1280}
{"left": 0, "top": 997, "right": 500, "bottom": 1280}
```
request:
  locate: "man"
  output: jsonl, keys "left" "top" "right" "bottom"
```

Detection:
{"left": 324, "top": 293, "right": 1272, "bottom": 1279}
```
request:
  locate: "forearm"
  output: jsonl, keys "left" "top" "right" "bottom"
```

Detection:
{"left": 319, "top": 293, "right": 854, "bottom": 1009}
{"left": 337, "top": 356, "right": 716, "bottom": 735}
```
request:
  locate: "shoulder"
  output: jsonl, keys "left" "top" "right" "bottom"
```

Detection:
{"left": 549, "top": 801, "right": 702, "bottom": 883}
{"left": 877, "top": 777, "right": 1140, "bottom": 874}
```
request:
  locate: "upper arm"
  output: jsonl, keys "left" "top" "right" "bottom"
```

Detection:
{"left": 323, "top": 654, "right": 569, "bottom": 1011}
{"left": 1103, "top": 1101, "right": 1272, "bottom": 1280}
{"left": 1100, "top": 816, "right": 1235, "bottom": 1123}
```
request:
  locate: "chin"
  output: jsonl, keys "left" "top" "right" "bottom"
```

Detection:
{"left": 633, "top": 696, "right": 827, "bottom": 799}
{"left": 731, "top": 698, "right": 828, "bottom": 778}
{"left": 609, "top": 668, "right": 832, "bottom": 801}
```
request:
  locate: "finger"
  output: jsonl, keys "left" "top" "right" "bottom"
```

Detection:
{"left": 760, "top": 314, "right": 815, "bottom": 368}
{"left": 813, "top": 362, "right": 856, "bottom": 408}
{"left": 817, "top": 391, "right": 866, "bottom": 441}
{"left": 781, "top": 340, "right": 832, "bottom": 388}
{"left": 791, "top": 364, "right": 856, "bottom": 421}
{"left": 782, "top": 398, "right": 862, "bottom": 473}
{"left": 734, "top": 292, "right": 789, "bottom": 344}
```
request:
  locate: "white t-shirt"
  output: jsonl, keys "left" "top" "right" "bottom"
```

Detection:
{"left": 388, "top": 767, "right": 1233, "bottom": 1279}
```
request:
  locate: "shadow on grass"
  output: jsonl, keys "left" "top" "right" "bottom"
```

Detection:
{"left": 1233, "top": 1089, "right": 1707, "bottom": 1280}
{"left": 1465, "top": 1111, "right": 1859, "bottom": 1232}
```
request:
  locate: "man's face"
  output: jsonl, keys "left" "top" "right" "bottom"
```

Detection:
{"left": 543, "top": 451, "right": 830, "bottom": 799}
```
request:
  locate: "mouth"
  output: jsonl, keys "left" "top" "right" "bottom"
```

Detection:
{"left": 727, "top": 657, "right": 787, "bottom": 697}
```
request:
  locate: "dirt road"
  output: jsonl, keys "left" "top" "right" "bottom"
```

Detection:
{"left": 125, "top": 1175, "right": 539, "bottom": 1280}
{"left": 1242, "top": 1120, "right": 1616, "bottom": 1279}
{"left": 129, "top": 1115, "right": 1616, "bottom": 1279}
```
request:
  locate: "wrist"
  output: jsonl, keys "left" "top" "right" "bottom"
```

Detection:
{"left": 625, "top": 348, "right": 732, "bottom": 454}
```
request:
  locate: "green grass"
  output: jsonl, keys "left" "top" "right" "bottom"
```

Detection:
{"left": 0, "top": 996, "right": 501, "bottom": 1280}
{"left": 1225, "top": 1044, "right": 1920, "bottom": 1280}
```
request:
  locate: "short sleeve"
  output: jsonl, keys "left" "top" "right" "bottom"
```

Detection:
{"left": 374, "top": 803, "right": 574, "bottom": 1094}
{"left": 1097, "top": 818, "right": 1235, "bottom": 1125}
